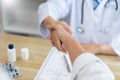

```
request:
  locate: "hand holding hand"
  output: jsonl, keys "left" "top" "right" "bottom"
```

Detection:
{"left": 43, "top": 16, "right": 72, "bottom": 52}
{"left": 48, "top": 23, "right": 86, "bottom": 63}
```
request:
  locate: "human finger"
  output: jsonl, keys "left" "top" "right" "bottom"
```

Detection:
{"left": 50, "top": 30, "right": 65, "bottom": 52}
{"left": 50, "top": 39, "right": 55, "bottom": 47}
{"left": 57, "top": 21, "right": 73, "bottom": 34}
{"left": 61, "top": 43, "right": 67, "bottom": 53}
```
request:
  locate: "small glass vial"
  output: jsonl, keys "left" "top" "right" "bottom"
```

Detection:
{"left": 21, "top": 48, "right": 29, "bottom": 60}
{"left": 8, "top": 44, "right": 16, "bottom": 62}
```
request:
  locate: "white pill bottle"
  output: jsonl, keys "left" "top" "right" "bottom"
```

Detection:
{"left": 8, "top": 44, "right": 16, "bottom": 62}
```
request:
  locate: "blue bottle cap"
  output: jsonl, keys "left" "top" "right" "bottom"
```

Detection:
{"left": 8, "top": 44, "right": 14, "bottom": 49}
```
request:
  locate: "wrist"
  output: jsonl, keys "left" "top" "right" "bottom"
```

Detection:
{"left": 96, "top": 44, "right": 101, "bottom": 53}
{"left": 90, "top": 44, "right": 101, "bottom": 54}
{"left": 66, "top": 37, "right": 86, "bottom": 63}
{"left": 43, "top": 16, "right": 56, "bottom": 28}
{"left": 81, "top": 43, "right": 100, "bottom": 54}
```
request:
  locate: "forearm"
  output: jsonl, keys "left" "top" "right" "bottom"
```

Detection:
{"left": 98, "top": 44, "right": 116, "bottom": 55}
{"left": 64, "top": 35, "right": 86, "bottom": 63}
{"left": 81, "top": 43, "right": 117, "bottom": 55}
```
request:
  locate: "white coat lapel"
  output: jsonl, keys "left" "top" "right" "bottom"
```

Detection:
{"left": 86, "top": 0, "right": 97, "bottom": 22}
{"left": 86, "top": 0, "right": 108, "bottom": 23}
{"left": 94, "top": 0, "right": 108, "bottom": 23}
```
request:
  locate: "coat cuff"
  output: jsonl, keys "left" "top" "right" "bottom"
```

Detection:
{"left": 38, "top": 3, "right": 50, "bottom": 38}
{"left": 110, "top": 42, "right": 120, "bottom": 57}
{"left": 72, "top": 53, "right": 103, "bottom": 79}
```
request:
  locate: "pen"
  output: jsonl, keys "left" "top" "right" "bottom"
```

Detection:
{"left": 63, "top": 54, "right": 72, "bottom": 73}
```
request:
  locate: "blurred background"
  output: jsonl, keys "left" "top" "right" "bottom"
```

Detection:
{"left": 0, "top": 0, "right": 2, "bottom": 32}
{"left": 0, "top": 0, "right": 46, "bottom": 36}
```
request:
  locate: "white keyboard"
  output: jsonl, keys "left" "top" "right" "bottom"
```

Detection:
{"left": 34, "top": 47, "right": 72, "bottom": 80}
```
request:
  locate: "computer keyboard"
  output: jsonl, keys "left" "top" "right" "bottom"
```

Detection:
{"left": 34, "top": 47, "right": 72, "bottom": 80}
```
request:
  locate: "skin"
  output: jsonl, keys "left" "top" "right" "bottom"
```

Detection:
{"left": 47, "top": 24, "right": 86, "bottom": 63}
{"left": 43, "top": 16, "right": 117, "bottom": 56}
{"left": 43, "top": 16, "right": 72, "bottom": 52}
{"left": 0, "top": 53, "right": 3, "bottom": 63}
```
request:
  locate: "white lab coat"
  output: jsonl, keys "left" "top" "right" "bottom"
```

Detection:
{"left": 72, "top": 53, "right": 114, "bottom": 80}
{"left": 38, "top": 0, "right": 120, "bottom": 56}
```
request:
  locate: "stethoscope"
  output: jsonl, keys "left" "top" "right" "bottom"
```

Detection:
{"left": 78, "top": 0, "right": 118, "bottom": 33}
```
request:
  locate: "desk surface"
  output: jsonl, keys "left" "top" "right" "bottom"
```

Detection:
{"left": 0, "top": 33, "right": 120, "bottom": 80}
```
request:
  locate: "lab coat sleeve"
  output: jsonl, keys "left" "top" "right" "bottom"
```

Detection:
{"left": 38, "top": 0, "right": 72, "bottom": 38}
{"left": 110, "top": 34, "right": 120, "bottom": 56}
{"left": 109, "top": 0, "right": 120, "bottom": 57}
{"left": 72, "top": 53, "right": 115, "bottom": 80}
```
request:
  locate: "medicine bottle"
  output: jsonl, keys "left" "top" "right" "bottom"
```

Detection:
{"left": 8, "top": 44, "right": 16, "bottom": 62}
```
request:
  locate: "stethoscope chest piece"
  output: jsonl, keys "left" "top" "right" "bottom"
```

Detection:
{"left": 77, "top": 26, "right": 85, "bottom": 33}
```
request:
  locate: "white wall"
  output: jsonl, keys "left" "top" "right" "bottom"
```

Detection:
{"left": 0, "top": 0, "right": 2, "bottom": 31}
{"left": 1, "top": 0, "right": 46, "bottom": 35}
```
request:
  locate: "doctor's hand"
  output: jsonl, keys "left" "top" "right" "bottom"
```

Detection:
{"left": 48, "top": 24, "right": 86, "bottom": 63}
{"left": 43, "top": 16, "right": 72, "bottom": 52}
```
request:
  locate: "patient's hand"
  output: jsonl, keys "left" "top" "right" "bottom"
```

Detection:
{"left": 49, "top": 21, "right": 72, "bottom": 52}
{"left": 50, "top": 30, "right": 66, "bottom": 52}
{"left": 43, "top": 16, "right": 72, "bottom": 52}
{"left": 48, "top": 25, "right": 86, "bottom": 63}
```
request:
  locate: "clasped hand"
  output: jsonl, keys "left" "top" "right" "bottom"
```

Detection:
{"left": 47, "top": 21, "right": 86, "bottom": 63}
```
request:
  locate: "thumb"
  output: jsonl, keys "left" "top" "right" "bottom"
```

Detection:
{"left": 47, "top": 25, "right": 56, "bottom": 30}
{"left": 48, "top": 24, "right": 71, "bottom": 44}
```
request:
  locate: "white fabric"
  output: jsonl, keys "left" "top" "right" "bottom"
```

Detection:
{"left": 38, "top": 0, "right": 120, "bottom": 56}
{"left": 72, "top": 53, "right": 115, "bottom": 80}
{"left": 0, "top": 66, "right": 12, "bottom": 80}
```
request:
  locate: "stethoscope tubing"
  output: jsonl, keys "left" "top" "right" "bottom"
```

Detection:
{"left": 81, "top": 0, "right": 118, "bottom": 24}
{"left": 81, "top": 0, "right": 85, "bottom": 24}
